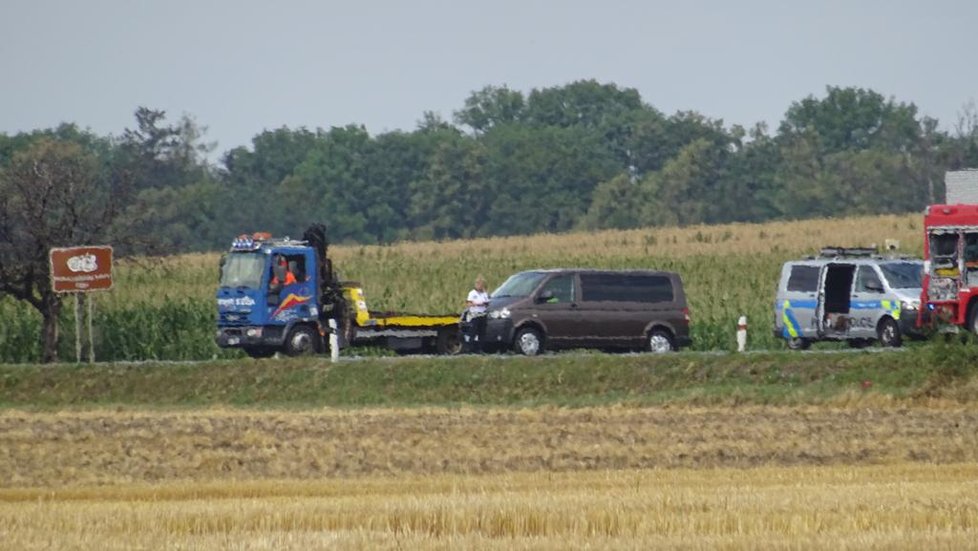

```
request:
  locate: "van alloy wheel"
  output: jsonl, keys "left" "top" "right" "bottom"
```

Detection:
{"left": 877, "top": 318, "right": 902, "bottom": 348}
{"left": 514, "top": 328, "right": 542, "bottom": 356}
{"left": 647, "top": 329, "right": 675, "bottom": 353}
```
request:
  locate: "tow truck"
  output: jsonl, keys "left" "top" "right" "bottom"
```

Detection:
{"left": 215, "top": 225, "right": 461, "bottom": 357}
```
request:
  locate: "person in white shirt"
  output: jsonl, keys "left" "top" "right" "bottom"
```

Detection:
{"left": 462, "top": 275, "right": 490, "bottom": 351}
{"left": 466, "top": 275, "right": 490, "bottom": 315}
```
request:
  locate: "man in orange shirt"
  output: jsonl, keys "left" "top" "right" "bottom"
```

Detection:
{"left": 271, "top": 256, "right": 297, "bottom": 287}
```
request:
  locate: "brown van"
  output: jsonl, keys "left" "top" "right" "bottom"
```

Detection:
{"left": 479, "top": 269, "right": 691, "bottom": 355}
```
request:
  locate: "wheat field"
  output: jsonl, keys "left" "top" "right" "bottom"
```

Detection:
{"left": 1, "top": 464, "right": 975, "bottom": 550}
{"left": 2, "top": 405, "right": 977, "bottom": 549}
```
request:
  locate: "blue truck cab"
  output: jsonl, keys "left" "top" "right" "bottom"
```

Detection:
{"left": 216, "top": 231, "right": 336, "bottom": 358}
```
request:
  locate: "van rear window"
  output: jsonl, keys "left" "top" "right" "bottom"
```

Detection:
{"left": 787, "top": 265, "right": 819, "bottom": 292}
{"left": 581, "top": 273, "right": 673, "bottom": 303}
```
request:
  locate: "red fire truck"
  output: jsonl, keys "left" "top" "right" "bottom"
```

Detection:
{"left": 921, "top": 204, "right": 978, "bottom": 332}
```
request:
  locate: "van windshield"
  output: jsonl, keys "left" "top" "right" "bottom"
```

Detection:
{"left": 491, "top": 271, "right": 548, "bottom": 298}
{"left": 879, "top": 261, "right": 923, "bottom": 289}
{"left": 220, "top": 252, "right": 266, "bottom": 288}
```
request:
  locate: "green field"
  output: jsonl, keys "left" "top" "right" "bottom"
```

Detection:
{"left": 2, "top": 342, "right": 976, "bottom": 410}
{"left": 0, "top": 214, "right": 924, "bottom": 362}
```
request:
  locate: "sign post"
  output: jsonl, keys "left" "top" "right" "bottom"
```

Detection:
{"left": 49, "top": 246, "right": 113, "bottom": 363}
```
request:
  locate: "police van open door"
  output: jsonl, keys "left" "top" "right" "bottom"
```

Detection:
{"left": 816, "top": 263, "right": 856, "bottom": 340}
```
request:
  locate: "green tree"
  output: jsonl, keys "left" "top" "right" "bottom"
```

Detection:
{"left": 0, "top": 138, "right": 134, "bottom": 362}
{"left": 454, "top": 85, "right": 526, "bottom": 134}
{"left": 779, "top": 86, "right": 921, "bottom": 155}
{"left": 481, "top": 124, "right": 620, "bottom": 235}
{"left": 638, "top": 138, "right": 730, "bottom": 227}
{"left": 582, "top": 174, "right": 642, "bottom": 230}
{"left": 409, "top": 134, "right": 489, "bottom": 240}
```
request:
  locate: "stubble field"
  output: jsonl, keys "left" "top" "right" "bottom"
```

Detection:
{"left": 2, "top": 405, "right": 977, "bottom": 549}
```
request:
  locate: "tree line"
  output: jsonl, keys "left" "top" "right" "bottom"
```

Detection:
{"left": 3, "top": 81, "right": 978, "bottom": 254}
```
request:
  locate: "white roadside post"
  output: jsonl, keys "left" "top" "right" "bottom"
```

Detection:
{"left": 328, "top": 318, "right": 339, "bottom": 362}
{"left": 736, "top": 315, "right": 748, "bottom": 352}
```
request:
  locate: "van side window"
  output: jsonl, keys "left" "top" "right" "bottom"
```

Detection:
{"left": 539, "top": 275, "right": 574, "bottom": 303}
{"left": 854, "top": 266, "right": 883, "bottom": 293}
{"left": 786, "top": 265, "right": 819, "bottom": 292}
{"left": 581, "top": 274, "right": 673, "bottom": 303}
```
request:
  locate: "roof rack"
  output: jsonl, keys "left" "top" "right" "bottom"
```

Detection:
{"left": 817, "top": 246, "right": 878, "bottom": 259}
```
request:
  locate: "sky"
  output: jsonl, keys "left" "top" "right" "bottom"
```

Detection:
{"left": 2, "top": 0, "right": 976, "bottom": 159}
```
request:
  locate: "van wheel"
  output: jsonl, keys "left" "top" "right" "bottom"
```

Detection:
{"left": 877, "top": 318, "right": 902, "bottom": 348}
{"left": 786, "top": 337, "right": 810, "bottom": 350}
{"left": 647, "top": 329, "right": 676, "bottom": 353}
{"left": 285, "top": 325, "right": 321, "bottom": 356}
{"left": 514, "top": 327, "right": 543, "bottom": 356}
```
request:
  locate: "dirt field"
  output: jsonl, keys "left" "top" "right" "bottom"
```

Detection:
{"left": 2, "top": 405, "right": 976, "bottom": 549}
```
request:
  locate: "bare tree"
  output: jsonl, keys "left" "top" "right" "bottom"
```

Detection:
{"left": 0, "top": 138, "right": 131, "bottom": 362}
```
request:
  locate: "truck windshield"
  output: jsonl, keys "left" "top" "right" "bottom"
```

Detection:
{"left": 879, "top": 261, "right": 923, "bottom": 289}
{"left": 491, "top": 271, "right": 548, "bottom": 298}
{"left": 220, "top": 253, "right": 266, "bottom": 288}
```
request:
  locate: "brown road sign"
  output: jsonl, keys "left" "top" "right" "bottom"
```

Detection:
{"left": 50, "top": 246, "right": 113, "bottom": 293}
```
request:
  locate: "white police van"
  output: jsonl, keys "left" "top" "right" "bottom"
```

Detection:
{"left": 773, "top": 247, "right": 924, "bottom": 349}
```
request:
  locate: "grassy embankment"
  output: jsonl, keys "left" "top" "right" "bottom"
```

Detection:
{"left": 1, "top": 343, "right": 975, "bottom": 409}
{"left": 0, "top": 214, "right": 924, "bottom": 362}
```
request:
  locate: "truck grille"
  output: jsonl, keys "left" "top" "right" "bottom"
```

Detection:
{"left": 219, "top": 312, "right": 250, "bottom": 326}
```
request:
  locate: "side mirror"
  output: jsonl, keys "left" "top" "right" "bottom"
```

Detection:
{"left": 537, "top": 290, "right": 554, "bottom": 303}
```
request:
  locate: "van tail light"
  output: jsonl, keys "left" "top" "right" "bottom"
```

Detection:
{"left": 683, "top": 307, "right": 691, "bottom": 323}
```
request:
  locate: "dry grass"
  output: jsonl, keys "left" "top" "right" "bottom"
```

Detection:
{"left": 2, "top": 404, "right": 975, "bottom": 549}
{"left": 1, "top": 464, "right": 975, "bottom": 550}
{"left": 2, "top": 405, "right": 976, "bottom": 488}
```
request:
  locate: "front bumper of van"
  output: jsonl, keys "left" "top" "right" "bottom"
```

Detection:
{"left": 482, "top": 318, "right": 515, "bottom": 349}
{"left": 899, "top": 309, "right": 924, "bottom": 337}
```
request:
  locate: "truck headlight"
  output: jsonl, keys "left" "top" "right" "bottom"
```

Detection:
{"left": 246, "top": 327, "right": 263, "bottom": 337}
{"left": 488, "top": 308, "right": 511, "bottom": 320}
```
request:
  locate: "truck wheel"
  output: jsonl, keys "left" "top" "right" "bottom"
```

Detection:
{"left": 243, "top": 347, "right": 275, "bottom": 359}
{"left": 786, "top": 337, "right": 810, "bottom": 350}
{"left": 877, "top": 317, "right": 902, "bottom": 348}
{"left": 284, "top": 325, "right": 321, "bottom": 356}
{"left": 436, "top": 327, "right": 462, "bottom": 355}
{"left": 514, "top": 327, "right": 543, "bottom": 356}
{"left": 647, "top": 328, "right": 676, "bottom": 353}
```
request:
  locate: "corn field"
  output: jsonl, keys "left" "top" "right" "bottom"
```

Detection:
{"left": 0, "top": 214, "right": 924, "bottom": 362}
